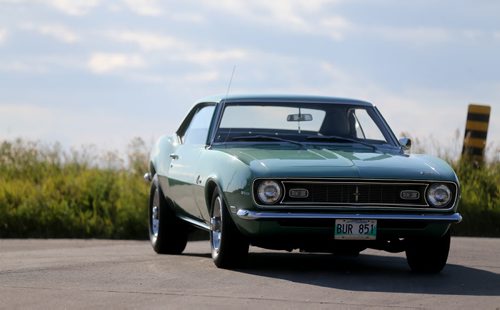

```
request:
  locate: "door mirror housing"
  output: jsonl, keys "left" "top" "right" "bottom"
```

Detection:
{"left": 399, "top": 137, "right": 412, "bottom": 150}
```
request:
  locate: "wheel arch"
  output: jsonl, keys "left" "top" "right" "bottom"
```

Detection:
{"left": 149, "top": 161, "right": 157, "bottom": 177}
{"left": 204, "top": 178, "right": 225, "bottom": 217}
{"left": 151, "top": 173, "right": 175, "bottom": 210}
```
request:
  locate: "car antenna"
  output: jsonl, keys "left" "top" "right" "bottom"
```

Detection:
{"left": 222, "top": 65, "right": 236, "bottom": 143}
{"left": 225, "top": 65, "right": 236, "bottom": 100}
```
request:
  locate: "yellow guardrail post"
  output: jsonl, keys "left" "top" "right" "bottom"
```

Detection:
{"left": 462, "top": 104, "right": 491, "bottom": 163}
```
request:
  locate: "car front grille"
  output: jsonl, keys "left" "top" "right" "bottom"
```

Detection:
{"left": 280, "top": 180, "right": 429, "bottom": 207}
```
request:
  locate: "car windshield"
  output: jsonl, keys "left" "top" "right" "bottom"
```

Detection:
{"left": 213, "top": 102, "right": 396, "bottom": 148}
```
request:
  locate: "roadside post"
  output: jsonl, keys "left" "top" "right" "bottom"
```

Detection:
{"left": 462, "top": 104, "right": 491, "bottom": 164}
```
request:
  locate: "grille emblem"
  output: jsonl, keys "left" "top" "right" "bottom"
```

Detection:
{"left": 400, "top": 190, "right": 420, "bottom": 200}
{"left": 353, "top": 186, "right": 360, "bottom": 202}
{"left": 289, "top": 188, "right": 309, "bottom": 199}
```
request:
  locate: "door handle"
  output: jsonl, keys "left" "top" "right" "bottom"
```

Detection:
{"left": 169, "top": 154, "right": 179, "bottom": 160}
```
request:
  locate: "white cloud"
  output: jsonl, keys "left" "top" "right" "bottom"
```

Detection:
{"left": 45, "top": 0, "right": 101, "bottom": 16}
{"left": 39, "top": 24, "right": 78, "bottom": 43}
{"left": 21, "top": 23, "right": 79, "bottom": 43}
{"left": 368, "top": 26, "right": 451, "bottom": 45}
{"left": 201, "top": 0, "right": 338, "bottom": 33}
{"left": 208, "top": 1, "right": 352, "bottom": 41}
{"left": 0, "top": 28, "right": 7, "bottom": 44}
{"left": 104, "top": 29, "right": 250, "bottom": 67}
{"left": 182, "top": 71, "right": 220, "bottom": 83}
{"left": 107, "top": 30, "right": 186, "bottom": 51}
{"left": 250, "top": 1, "right": 310, "bottom": 31}
{"left": 107, "top": 1, "right": 203, "bottom": 22}
{"left": 169, "top": 12, "right": 205, "bottom": 23}
{"left": 296, "top": 0, "right": 341, "bottom": 11}
{"left": 87, "top": 53, "right": 145, "bottom": 74}
{"left": 320, "top": 16, "right": 351, "bottom": 41}
{"left": 0, "top": 61, "right": 48, "bottom": 74}
{"left": 319, "top": 62, "right": 355, "bottom": 86}
{"left": 122, "top": 0, "right": 162, "bottom": 16}
{"left": 182, "top": 49, "right": 248, "bottom": 65}
{"left": 494, "top": 31, "right": 500, "bottom": 40}
{"left": 462, "top": 29, "right": 483, "bottom": 40}
{"left": 199, "top": 1, "right": 467, "bottom": 45}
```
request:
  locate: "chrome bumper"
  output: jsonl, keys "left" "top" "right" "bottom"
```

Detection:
{"left": 236, "top": 209, "right": 462, "bottom": 223}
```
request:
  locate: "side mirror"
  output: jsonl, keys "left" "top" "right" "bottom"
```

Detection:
{"left": 399, "top": 137, "right": 412, "bottom": 151}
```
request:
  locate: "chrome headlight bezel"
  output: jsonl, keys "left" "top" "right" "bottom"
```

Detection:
{"left": 426, "top": 183, "right": 452, "bottom": 207}
{"left": 256, "top": 180, "right": 283, "bottom": 205}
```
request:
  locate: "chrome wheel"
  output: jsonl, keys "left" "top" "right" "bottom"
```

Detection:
{"left": 151, "top": 189, "right": 160, "bottom": 237}
{"left": 151, "top": 190, "right": 160, "bottom": 237}
{"left": 148, "top": 174, "right": 188, "bottom": 254}
{"left": 210, "top": 196, "right": 222, "bottom": 253}
{"left": 209, "top": 188, "right": 249, "bottom": 268}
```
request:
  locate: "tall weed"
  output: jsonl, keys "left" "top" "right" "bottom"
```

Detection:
{"left": 0, "top": 138, "right": 149, "bottom": 239}
{"left": 0, "top": 135, "right": 499, "bottom": 238}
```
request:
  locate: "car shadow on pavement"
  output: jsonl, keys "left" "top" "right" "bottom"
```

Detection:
{"left": 232, "top": 251, "right": 500, "bottom": 296}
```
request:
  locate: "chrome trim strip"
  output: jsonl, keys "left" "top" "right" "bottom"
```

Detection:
{"left": 178, "top": 215, "right": 211, "bottom": 231}
{"left": 246, "top": 205, "right": 447, "bottom": 212}
{"left": 254, "top": 177, "right": 458, "bottom": 183}
{"left": 282, "top": 180, "right": 429, "bottom": 206}
{"left": 236, "top": 209, "right": 463, "bottom": 223}
{"left": 282, "top": 180, "right": 428, "bottom": 185}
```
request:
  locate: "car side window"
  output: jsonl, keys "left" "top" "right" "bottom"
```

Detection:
{"left": 182, "top": 106, "right": 215, "bottom": 145}
{"left": 351, "top": 108, "right": 386, "bottom": 141}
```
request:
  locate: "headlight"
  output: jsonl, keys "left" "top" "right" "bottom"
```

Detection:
{"left": 426, "top": 183, "right": 452, "bottom": 207}
{"left": 257, "top": 180, "right": 282, "bottom": 204}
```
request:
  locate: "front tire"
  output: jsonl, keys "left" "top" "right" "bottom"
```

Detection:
{"left": 210, "top": 188, "right": 249, "bottom": 268}
{"left": 149, "top": 176, "right": 188, "bottom": 254}
{"left": 405, "top": 230, "right": 451, "bottom": 273}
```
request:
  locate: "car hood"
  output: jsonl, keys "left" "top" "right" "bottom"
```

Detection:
{"left": 217, "top": 147, "right": 457, "bottom": 181}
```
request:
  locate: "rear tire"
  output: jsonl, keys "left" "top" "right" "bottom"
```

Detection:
{"left": 149, "top": 176, "right": 188, "bottom": 254}
{"left": 210, "top": 188, "right": 249, "bottom": 268}
{"left": 405, "top": 230, "right": 451, "bottom": 273}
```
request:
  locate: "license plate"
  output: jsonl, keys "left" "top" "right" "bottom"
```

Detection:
{"left": 334, "top": 219, "right": 377, "bottom": 240}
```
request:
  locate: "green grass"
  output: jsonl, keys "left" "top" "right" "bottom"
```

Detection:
{"left": 450, "top": 159, "right": 500, "bottom": 237}
{"left": 0, "top": 137, "right": 499, "bottom": 238}
{"left": 0, "top": 138, "right": 149, "bottom": 239}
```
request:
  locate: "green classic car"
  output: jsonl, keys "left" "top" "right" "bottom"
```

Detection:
{"left": 145, "top": 95, "right": 461, "bottom": 273}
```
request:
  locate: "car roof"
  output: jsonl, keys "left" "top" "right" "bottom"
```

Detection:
{"left": 198, "top": 94, "right": 373, "bottom": 107}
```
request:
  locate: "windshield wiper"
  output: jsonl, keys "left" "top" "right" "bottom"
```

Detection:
{"left": 231, "top": 135, "right": 306, "bottom": 149}
{"left": 306, "top": 135, "right": 378, "bottom": 151}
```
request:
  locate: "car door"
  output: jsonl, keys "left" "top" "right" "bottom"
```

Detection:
{"left": 167, "top": 105, "right": 215, "bottom": 220}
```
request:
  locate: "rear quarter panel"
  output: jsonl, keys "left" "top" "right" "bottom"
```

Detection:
{"left": 150, "top": 135, "right": 178, "bottom": 194}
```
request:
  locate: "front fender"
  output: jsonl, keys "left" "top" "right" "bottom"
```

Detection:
{"left": 198, "top": 149, "right": 254, "bottom": 223}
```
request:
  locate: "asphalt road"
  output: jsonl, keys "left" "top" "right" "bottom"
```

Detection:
{"left": 0, "top": 237, "right": 499, "bottom": 309}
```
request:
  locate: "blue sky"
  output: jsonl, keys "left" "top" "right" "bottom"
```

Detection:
{"left": 0, "top": 0, "right": 499, "bottom": 160}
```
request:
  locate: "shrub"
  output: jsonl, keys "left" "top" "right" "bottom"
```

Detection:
{"left": 0, "top": 136, "right": 499, "bottom": 238}
{"left": 452, "top": 159, "right": 500, "bottom": 236}
{"left": 0, "top": 138, "right": 149, "bottom": 239}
